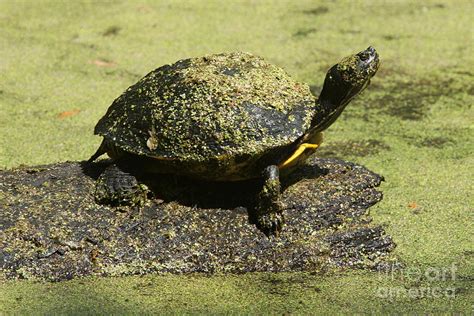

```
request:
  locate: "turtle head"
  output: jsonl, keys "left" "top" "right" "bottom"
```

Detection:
{"left": 314, "top": 46, "right": 379, "bottom": 130}
{"left": 322, "top": 46, "right": 379, "bottom": 104}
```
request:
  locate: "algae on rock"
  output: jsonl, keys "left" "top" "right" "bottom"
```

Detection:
{"left": 0, "top": 157, "right": 394, "bottom": 281}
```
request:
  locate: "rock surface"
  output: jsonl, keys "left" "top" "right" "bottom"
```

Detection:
{"left": 0, "top": 157, "right": 394, "bottom": 281}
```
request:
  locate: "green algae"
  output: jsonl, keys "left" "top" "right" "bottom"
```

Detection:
{"left": 0, "top": 0, "right": 473, "bottom": 313}
{"left": 0, "top": 271, "right": 472, "bottom": 314}
{"left": 317, "top": 139, "right": 391, "bottom": 159}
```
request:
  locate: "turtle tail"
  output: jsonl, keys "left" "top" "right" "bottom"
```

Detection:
{"left": 87, "top": 139, "right": 108, "bottom": 163}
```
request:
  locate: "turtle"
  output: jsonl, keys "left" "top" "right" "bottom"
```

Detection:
{"left": 88, "top": 46, "right": 380, "bottom": 236}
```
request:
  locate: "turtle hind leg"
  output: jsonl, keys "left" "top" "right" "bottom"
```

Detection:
{"left": 94, "top": 164, "right": 149, "bottom": 206}
{"left": 255, "top": 165, "right": 284, "bottom": 236}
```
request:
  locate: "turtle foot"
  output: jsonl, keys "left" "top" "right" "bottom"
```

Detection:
{"left": 94, "top": 164, "right": 149, "bottom": 206}
{"left": 256, "top": 212, "right": 285, "bottom": 237}
{"left": 254, "top": 165, "right": 284, "bottom": 236}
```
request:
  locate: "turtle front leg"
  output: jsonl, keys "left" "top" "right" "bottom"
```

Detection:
{"left": 94, "top": 164, "right": 149, "bottom": 207}
{"left": 255, "top": 165, "right": 284, "bottom": 236}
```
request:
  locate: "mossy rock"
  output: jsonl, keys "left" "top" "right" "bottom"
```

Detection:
{"left": 0, "top": 157, "right": 394, "bottom": 281}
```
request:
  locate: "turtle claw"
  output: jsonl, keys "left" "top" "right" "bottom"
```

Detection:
{"left": 256, "top": 212, "right": 285, "bottom": 237}
{"left": 94, "top": 164, "right": 149, "bottom": 207}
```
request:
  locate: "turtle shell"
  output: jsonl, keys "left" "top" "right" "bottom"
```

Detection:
{"left": 94, "top": 52, "right": 316, "bottom": 178}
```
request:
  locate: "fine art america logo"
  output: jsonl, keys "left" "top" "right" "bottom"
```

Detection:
{"left": 376, "top": 263, "right": 458, "bottom": 300}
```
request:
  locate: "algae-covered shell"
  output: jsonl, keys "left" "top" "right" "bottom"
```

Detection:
{"left": 94, "top": 52, "right": 316, "bottom": 177}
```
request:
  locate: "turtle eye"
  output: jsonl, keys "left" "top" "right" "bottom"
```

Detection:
{"left": 359, "top": 53, "right": 369, "bottom": 61}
